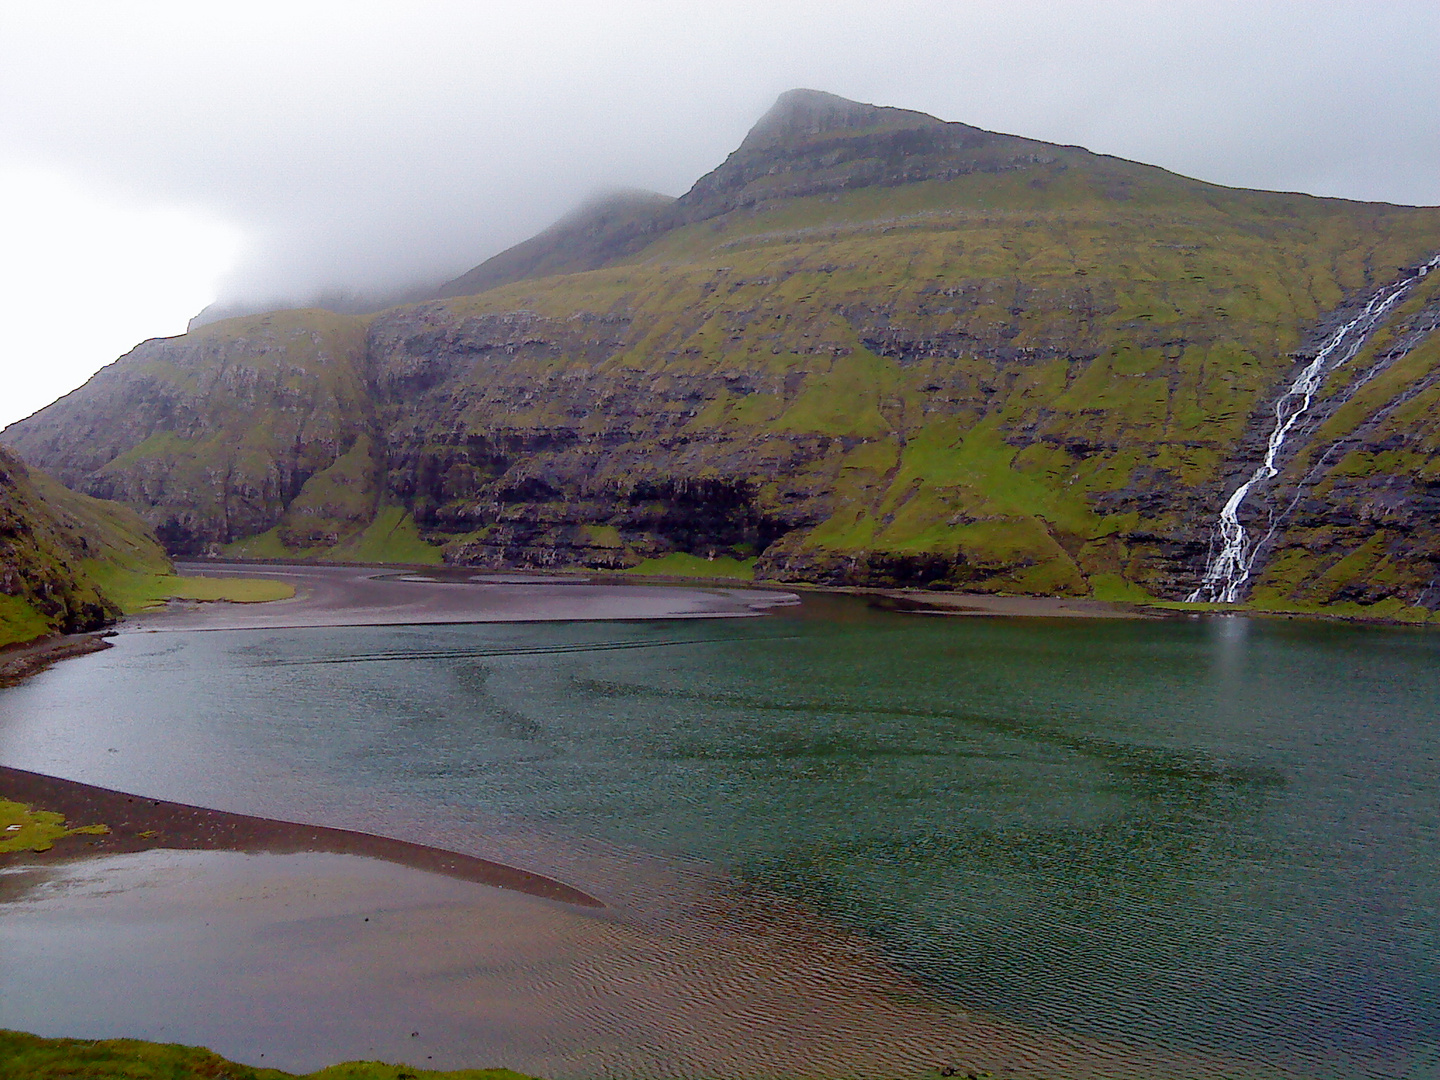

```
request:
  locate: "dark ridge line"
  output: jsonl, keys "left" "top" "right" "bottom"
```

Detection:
{"left": 0, "top": 765, "right": 604, "bottom": 909}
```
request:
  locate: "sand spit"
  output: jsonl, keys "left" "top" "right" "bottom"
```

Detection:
{"left": 121, "top": 562, "right": 801, "bottom": 633}
{"left": 0, "top": 765, "right": 599, "bottom": 907}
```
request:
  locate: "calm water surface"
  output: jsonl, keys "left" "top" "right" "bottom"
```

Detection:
{"left": 1, "top": 598, "right": 1438, "bottom": 1077}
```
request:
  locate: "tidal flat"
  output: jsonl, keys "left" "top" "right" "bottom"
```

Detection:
{"left": 0, "top": 573, "right": 1437, "bottom": 1079}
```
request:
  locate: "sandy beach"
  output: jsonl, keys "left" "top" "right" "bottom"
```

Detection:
{"left": 118, "top": 562, "right": 802, "bottom": 633}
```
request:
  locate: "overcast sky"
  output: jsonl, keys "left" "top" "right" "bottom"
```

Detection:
{"left": 2, "top": 0, "right": 1438, "bottom": 429}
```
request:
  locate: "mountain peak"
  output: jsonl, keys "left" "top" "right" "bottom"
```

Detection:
{"left": 739, "top": 89, "right": 945, "bottom": 152}
{"left": 679, "top": 89, "right": 1040, "bottom": 221}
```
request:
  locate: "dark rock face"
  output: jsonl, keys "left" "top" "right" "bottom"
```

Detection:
{"left": 370, "top": 305, "right": 822, "bottom": 570}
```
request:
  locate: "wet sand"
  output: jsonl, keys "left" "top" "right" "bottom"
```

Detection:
{"left": 122, "top": 562, "right": 800, "bottom": 633}
{"left": 0, "top": 847, "right": 1239, "bottom": 1080}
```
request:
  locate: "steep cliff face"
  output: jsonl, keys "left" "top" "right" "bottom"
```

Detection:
{"left": 0, "top": 445, "right": 170, "bottom": 645}
{"left": 7, "top": 309, "right": 375, "bottom": 555}
{"left": 7, "top": 90, "right": 1440, "bottom": 617}
{"left": 364, "top": 184, "right": 1440, "bottom": 602}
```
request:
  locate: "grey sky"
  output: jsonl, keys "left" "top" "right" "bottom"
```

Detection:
{"left": 1, "top": 1, "right": 1437, "bottom": 425}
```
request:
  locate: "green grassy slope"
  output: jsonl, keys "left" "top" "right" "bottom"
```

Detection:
{"left": 0, "top": 446, "right": 171, "bottom": 646}
{"left": 375, "top": 156, "right": 1440, "bottom": 604}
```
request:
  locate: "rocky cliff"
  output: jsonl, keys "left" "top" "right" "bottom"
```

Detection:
{"left": 8, "top": 90, "right": 1440, "bottom": 618}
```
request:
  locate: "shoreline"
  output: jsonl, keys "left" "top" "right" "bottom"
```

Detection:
{"left": 0, "top": 764, "right": 602, "bottom": 908}
{"left": 0, "top": 632, "right": 113, "bottom": 688}
{"left": 180, "top": 556, "right": 1440, "bottom": 628}
{"left": 0, "top": 794, "right": 1237, "bottom": 1080}
{"left": 117, "top": 561, "right": 801, "bottom": 634}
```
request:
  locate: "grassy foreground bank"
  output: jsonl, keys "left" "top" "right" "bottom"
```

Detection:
{"left": 0, "top": 1030, "right": 539, "bottom": 1080}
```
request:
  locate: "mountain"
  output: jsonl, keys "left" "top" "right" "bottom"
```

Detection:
{"left": 437, "top": 189, "right": 677, "bottom": 298}
{"left": 7, "top": 90, "right": 1440, "bottom": 619}
{"left": 0, "top": 444, "right": 171, "bottom": 646}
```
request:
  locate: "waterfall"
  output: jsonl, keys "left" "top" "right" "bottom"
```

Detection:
{"left": 1188, "top": 254, "right": 1440, "bottom": 603}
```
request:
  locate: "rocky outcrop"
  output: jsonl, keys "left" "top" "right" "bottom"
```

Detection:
{"left": 675, "top": 88, "right": 1063, "bottom": 221}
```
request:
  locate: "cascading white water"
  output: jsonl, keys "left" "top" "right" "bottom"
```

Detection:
{"left": 1188, "top": 254, "right": 1440, "bottom": 603}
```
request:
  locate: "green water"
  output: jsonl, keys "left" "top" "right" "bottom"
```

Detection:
{"left": 1, "top": 599, "right": 1438, "bottom": 1076}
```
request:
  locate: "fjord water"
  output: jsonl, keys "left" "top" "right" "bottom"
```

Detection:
{"left": 2, "top": 600, "right": 1438, "bottom": 1078}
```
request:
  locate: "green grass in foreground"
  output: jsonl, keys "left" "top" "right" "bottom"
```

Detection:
{"left": 0, "top": 1029, "right": 540, "bottom": 1080}
{"left": 626, "top": 552, "right": 757, "bottom": 580}
{"left": 0, "top": 800, "right": 108, "bottom": 854}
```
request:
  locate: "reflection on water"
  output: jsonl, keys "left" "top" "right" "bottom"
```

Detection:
{"left": 1, "top": 600, "right": 1438, "bottom": 1078}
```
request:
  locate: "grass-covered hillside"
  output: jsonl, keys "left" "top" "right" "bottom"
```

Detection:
{"left": 0, "top": 444, "right": 171, "bottom": 647}
{"left": 8, "top": 90, "right": 1440, "bottom": 616}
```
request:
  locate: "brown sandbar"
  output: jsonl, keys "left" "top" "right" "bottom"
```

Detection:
{"left": 0, "top": 764, "right": 601, "bottom": 908}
